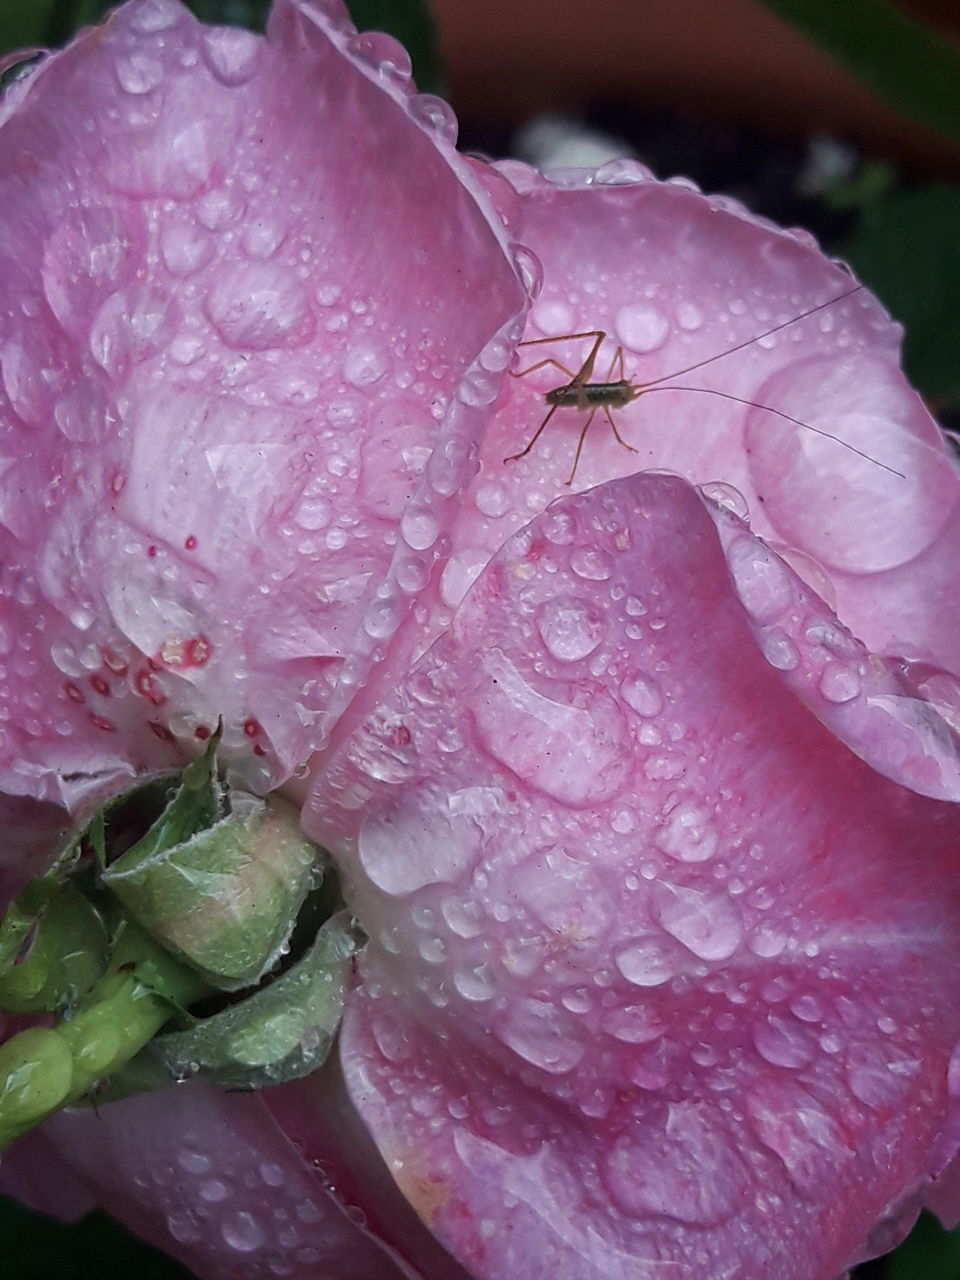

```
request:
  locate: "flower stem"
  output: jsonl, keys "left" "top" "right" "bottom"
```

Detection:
{"left": 0, "top": 918, "right": 208, "bottom": 1150}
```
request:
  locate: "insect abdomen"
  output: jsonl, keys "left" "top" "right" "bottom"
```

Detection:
{"left": 546, "top": 380, "right": 634, "bottom": 409}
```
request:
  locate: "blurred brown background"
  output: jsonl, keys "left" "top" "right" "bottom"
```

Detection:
{"left": 431, "top": 0, "right": 960, "bottom": 177}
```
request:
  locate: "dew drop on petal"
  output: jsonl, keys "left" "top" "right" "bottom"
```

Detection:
{"left": 760, "top": 627, "right": 800, "bottom": 672}
{"left": 752, "top": 1013, "right": 817, "bottom": 1069}
{"left": 614, "top": 937, "right": 675, "bottom": 987}
{"left": 221, "top": 1209, "right": 265, "bottom": 1253}
{"left": 615, "top": 303, "right": 670, "bottom": 354}
{"left": 619, "top": 672, "right": 663, "bottom": 718}
{"left": 604, "top": 1103, "right": 746, "bottom": 1224}
{"left": 537, "top": 598, "right": 603, "bottom": 662}
{"left": 651, "top": 883, "right": 742, "bottom": 961}
{"left": 818, "top": 662, "right": 862, "bottom": 704}
{"left": 726, "top": 536, "right": 794, "bottom": 624}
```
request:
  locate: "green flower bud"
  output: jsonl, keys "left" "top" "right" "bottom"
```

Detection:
{"left": 102, "top": 791, "right": 319, "bottom": 988}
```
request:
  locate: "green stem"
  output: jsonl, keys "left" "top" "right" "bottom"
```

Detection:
{"left": 0, "top": 920, "right": 207, "bottom": 1150}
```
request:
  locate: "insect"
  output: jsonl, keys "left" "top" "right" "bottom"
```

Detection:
{"left": 505, "top": 285, "right": 906, "bottom": 485}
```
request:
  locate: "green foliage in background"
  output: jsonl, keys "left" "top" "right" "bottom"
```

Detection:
{"left": 841, "top": 184, "right": 960, "bottom": 408}
{"left": 760, "top": 0, "right": 960, "bottom": 147}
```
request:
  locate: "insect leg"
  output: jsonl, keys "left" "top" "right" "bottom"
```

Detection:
{"left": 510, "top": 356, "right": 579, "bottom": 381}
{"left": 505, "top": 401, "right": 562, "bottom": 464}
{"left": 568, "top": 408, "right": 599, "bottom": 485}
{"left": 602, "top": 403, "right": 637, "bottom": 453}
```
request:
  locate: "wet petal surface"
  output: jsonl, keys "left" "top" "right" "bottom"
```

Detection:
{"left": 308, "top": 473, "right": 960, "bottom": 1279}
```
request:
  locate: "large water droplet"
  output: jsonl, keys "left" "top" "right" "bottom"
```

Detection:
{"left": 656, "top": 799, "right": 718, "bottom": 863}
{"left": 221, "top": 1209, "right": 265, "bottom": 1253}
{"left": 619, "top": 672, "right": 663, "bottom": 718}
{"left": 604, "top": 1103, "right": 746, "bottom": 1224}
{"left": 726, "top": 535, "right": 794, "bottom": 624}
{"left": 615, "top": 303, "right": 670, "bottom": 354}
{"left": 652, "top": 882, "right": 742, "bottom": 961}
{"left": 537, "top": 598, "right": 603, "bottom": 662}
{"left": 614, "top": 937, "right": 675, "bottom": 988}
{"left": 752, "top": 1013, "right": 816, "bottom": 1069}
{"left": 496, "top": 999, "right": 584, "bottom": 1074}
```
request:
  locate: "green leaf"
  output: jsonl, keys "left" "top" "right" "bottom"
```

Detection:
{"left": 841, "top": 184, "right": 960, "bottom": 407}
{"left": 759, "top": 0, "right": 960, "bottom": 145}
{"left": 142, "top": 910, "right": 356, "bottom": 1089}
{"left": 0, "top": 883, "right": 107, "bottom": 1014}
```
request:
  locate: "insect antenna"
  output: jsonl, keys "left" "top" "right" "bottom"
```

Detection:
{"left": 630, "top": 283, "right": 905, "bottom": 479}
{"left": 638, "top": 385, "right": 906, "bottom": 478}
{"left": 636, "top": 285, "right": 865, "bottom": 390}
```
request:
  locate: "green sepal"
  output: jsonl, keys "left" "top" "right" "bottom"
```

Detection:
{"left": 0, "top": 883, "right": 107, "bottom": 1015}
{"left": 146, "top": 911, "right": 357, "bottom": 1090}
{"left": 102, "top": 786, "right": 319, "bottom": 990}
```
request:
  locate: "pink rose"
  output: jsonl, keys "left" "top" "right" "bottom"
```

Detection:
{"left": 2, "top": 2, "right": 960, "bottom": 1278}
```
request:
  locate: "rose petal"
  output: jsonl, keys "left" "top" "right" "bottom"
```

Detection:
{"left": 0, "top": 0, "right": 526, "bottom": 815}
{"left": 39, "top": 1075, "right": 420, "bottom": 1279}
{"left": 308, "top": 472, "right": 960, "bottom": 1279}
{"left": 435, "top": 165, "right": 960, "bottom": 681}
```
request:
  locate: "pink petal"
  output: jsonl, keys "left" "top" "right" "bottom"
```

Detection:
{"left": 0, "top": 0, "right": 526, "bottom": 817}
{"left": 307, "top": 472, "right": 960, "bottom": 1279}
{"left": 37, "top": 1074, "right": 422, "bottom": 1279}
{"left": 437, "top": 165, "right": 960, "bottom": 681}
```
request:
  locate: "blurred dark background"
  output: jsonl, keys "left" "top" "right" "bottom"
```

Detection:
{"left": 1, "top": 1, "right": 959, "bottom": 1276}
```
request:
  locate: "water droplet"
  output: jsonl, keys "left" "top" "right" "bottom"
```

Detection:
{"left": 177, "top": 1150, "right": 211, "bottom": 1174}
{"left": 819, "top": 662, "right": 861, "bottom": 704}
{"left": 615, "top": 672, "right": 662, "bottom": 721}
{"left": 167, "top": 1212, "right": 202, "bottom": 1243}
{"left": 761, "top": 627, "right": 800, "bottom": 672}
{"left": 602, "top": 1003, "right": 665, "bottom": 1043}
{"left": 441, "top": 897, "right": 484, "bottom": 938}
{"left": 496, "top": 999, "right": 584, "bottom": 1074}
{"left": 537, "top": 598, "right": 603, "bottom": 662}
{"left": 652, "top": 883, "right": 742, "bottom": 961}
{"left": 676, "top": 301, "right": 704, "bottom": 331}
{"left": 221, "top": 1209, "right": 264, "bottom": 1253}
{"left": 656, "top": 799, "right": 718, "bottom": 863}
{"left": 475, "top": 483, "right": 510, "bottom": 519}
{"left": 115, "top": 51, "right": 163, "bottom": 95}
{"left": 604, "top": 1103, "right": 746, "bottom": 1224}
{"left": 343, "top": 342, "right": 390, "bottom": 388}
{"left": 408, "top": 93, "right": 458, "bottom": 143}
{"left": 202, "top": 28, "right": 261, "bottom": 85}
{"left": 570, "top": 546, "right": 613, "bottom": 580}
{"left": 453, "top": 963, "right": 496, "bottom": 1002}
{"left": 614, "top": 937, "right": 675, "bottom": 987}
{"left": 615, "top": 303, "right": 670, "bottom": 353}
{"left": 204, "top": 263, "right": 313, "bottom": 350}
{"left": 726, "top": 536, "right": 794, "bottom": 624}
{"left": 400, "top": 504, "right": 440, "bottom": 551}
{"left": 129, "top": 0, "right": 181, "bottom": 33}
{"left": 752, "top": 1013, "right": 816, "bottom": 1069}
{"left": 700, "top": 481, "right": 748, "bottom": 520}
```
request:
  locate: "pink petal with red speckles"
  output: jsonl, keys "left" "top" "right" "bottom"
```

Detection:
{"left": 0, "top": 0, "right": 525, "bottom": 816}
{"left": 307, "top": 472, "right": 960, "bottom": 1280}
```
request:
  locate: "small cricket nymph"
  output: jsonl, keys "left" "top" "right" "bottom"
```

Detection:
{"left": 506, "top": 286, "right": 906, "bottom": 486}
